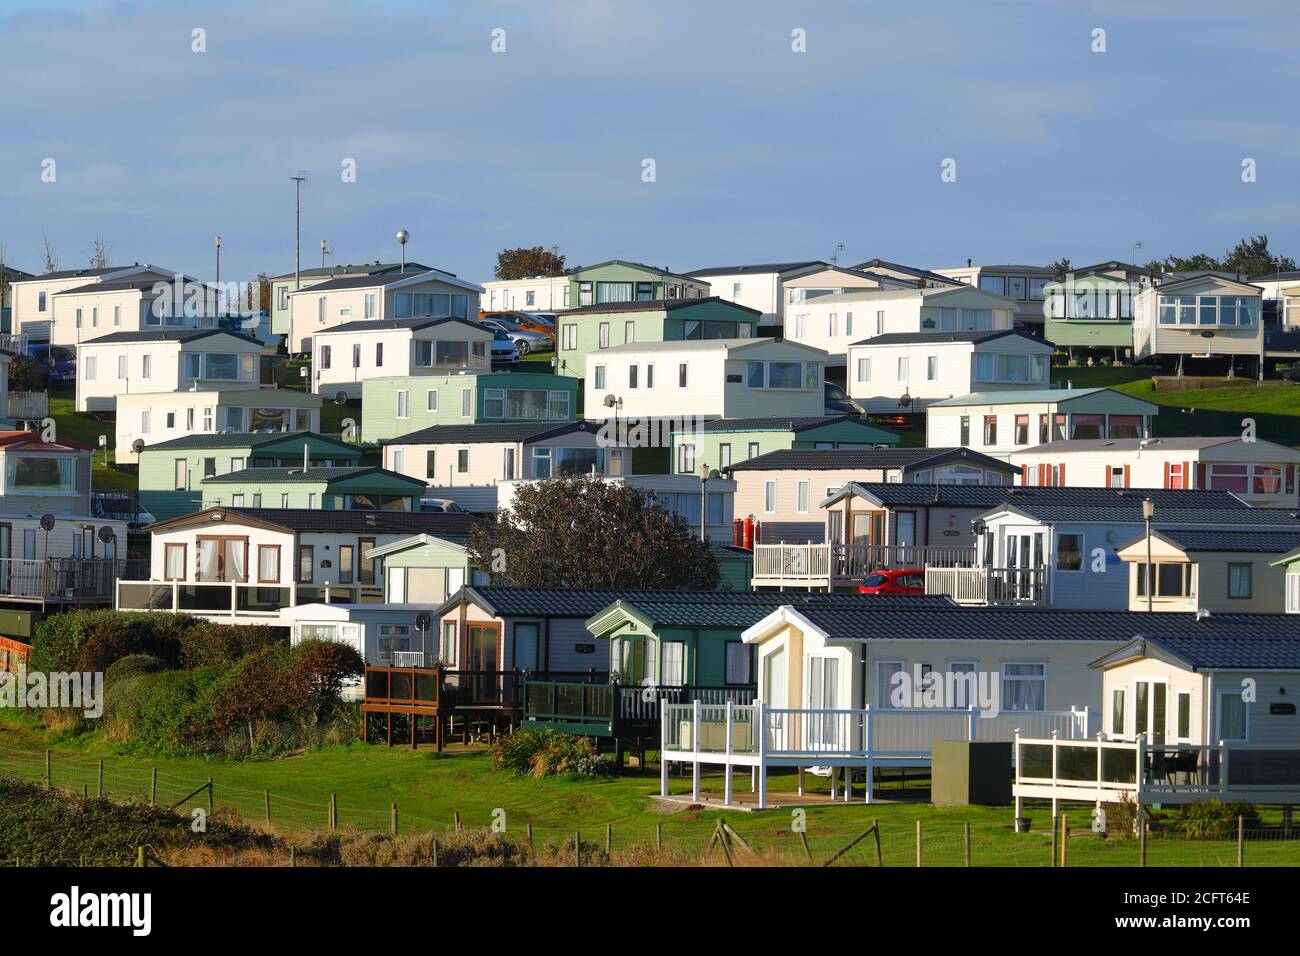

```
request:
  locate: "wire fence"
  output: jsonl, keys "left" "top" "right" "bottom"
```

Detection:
{"left": 1, "top": 744, "right": 1298, "bottom": 867}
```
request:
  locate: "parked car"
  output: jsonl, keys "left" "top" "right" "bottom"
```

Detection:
{"left": 824, "top": 380, "right": 864, "bottom": 416}
{"left": 488, "top": 327, "right": 519, "bottom": 366}
{"left": 480, "top": 309, "right": 554, "bottom": 338}
{"left": 28, "top": 343, "right": 76, "bottom": 384}
{"left": 480, "top": 316, "right": 552, "bottom": 356}
{"left": 856, "top": 569, "right": 926, "bottom": 595}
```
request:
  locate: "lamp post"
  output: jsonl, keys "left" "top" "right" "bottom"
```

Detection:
{"left": 213, "top": 235, "right": 222, "bottom": 318}
{"left": 697, "top": 463, "right": 719, "bottom": 542}
{"left": 1142, "top": 497, "right": 1154, "bottom": 612}
{"left": 396, "top": 229, "right": 410, "bottom": 273}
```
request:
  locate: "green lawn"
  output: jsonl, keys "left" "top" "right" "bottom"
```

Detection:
{"left": 1053, "top": 366, "right": 1300, "bottom": 447}
{"left": 0, "top": 722, "right": 1294, "bottom": 866}
{"left": 45, "top": 387, "right": 137, "bottom": 492}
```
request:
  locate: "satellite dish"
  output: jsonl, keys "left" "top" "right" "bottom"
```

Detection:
{"left": 415, "top": 612, "right": 432, "bottom": 631}
{"left": 334, "top": 391, "right": 348, "bottom": 406}
{"left": 39, "top": 514, "right": 55, "bottom": 532}
{"left": 131, "top": 439, "right": 145, "bottom": 454}
{"left": 97, "top": 526, "right": 115, "bottom": 543}
{"left": 603, "top": 394, "right": 618, "bottom": 407}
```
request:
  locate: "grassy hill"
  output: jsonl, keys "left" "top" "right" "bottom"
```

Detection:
{"left": 1053, "top": 366, "right": 1300, "bottom": 447}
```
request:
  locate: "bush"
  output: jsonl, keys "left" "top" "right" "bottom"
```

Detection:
{"left": 490, "top": 728, "right": 612, "bottom": 779}
{"left": 28, "top": 609, "right": 288, "bottom": 675}
{"left": 104, "top": 654, "right": 165, "bottom": 688}
{"left": 1103, "top": 793, "right": 1139, "bottom": 839}
{"left": 1173, "top": 800, "right": 1260, "bottom": 840}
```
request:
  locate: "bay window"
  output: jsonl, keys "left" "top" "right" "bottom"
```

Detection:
{"left": 393, "top": 292, "right": 469, "bottom": 319}
{"left": 1136, "top": 563, "right": 1192, "bottom": 598}
{"left": 6, "top": 456, "right": 76, "bottom": 493}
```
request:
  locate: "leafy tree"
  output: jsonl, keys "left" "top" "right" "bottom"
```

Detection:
{"left": 1047, "top": 257, "right": 1071, "bottom": 278}
{"left": 7, "top": 355, "right": 45, "bottom": 392}
{"left": 1149, "top": 235, "right": 1295, "bottom": 279}
{"left": 1223, "top": 235, "right": 1295, "bottom": 278}
{"left": 494, "top": 245, "right": 566, "bottom": 281}
{"left": 468, "top": 475, "right": 720, "bottom": 589}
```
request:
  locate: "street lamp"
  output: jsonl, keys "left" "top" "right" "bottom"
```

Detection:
{"left": 698, "top": 463, "right": 720, "bottom": 542}
{"left": 1142, "top": 497, "right": 1155, "bottom": 612}
{"left": 396, "top": 229, "right": 410, "bottom": 273}
{"left": 213, "top": 234, "right": 223, "bottom": 317}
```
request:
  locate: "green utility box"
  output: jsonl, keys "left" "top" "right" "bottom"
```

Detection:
{"left": 931, "top": 740, "right": 1012, "bottom": 806}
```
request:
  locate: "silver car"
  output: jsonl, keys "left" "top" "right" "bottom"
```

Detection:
{"left": 488, "top": 327, "right": 519, "bottom": 366}
{"left": 482, "top": 318, "right": 552, "bottom": 356}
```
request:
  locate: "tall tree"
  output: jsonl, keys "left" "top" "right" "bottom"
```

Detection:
{"left": 1047, "top": 257, "right": 1071, "bottom": 278}
{"left": 468, "top": 475, "right": 720, "bottom": 589}
{"left": 495, "top": 245, "right": 566, "bottom": 281}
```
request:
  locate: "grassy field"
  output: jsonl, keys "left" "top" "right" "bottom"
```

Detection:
{"left": 0, "top": 721, "right": 1294, "bottom": 866}
{"left": 1053, "top": 365, "right": 1300, "bottom": 446}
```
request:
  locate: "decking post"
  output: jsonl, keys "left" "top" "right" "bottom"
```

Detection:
{"left": 864, "top": 757, "right": 874, "bottom": 804}
{"left": 691, "top": 699, "right": 701, "bottom": 803}
{"left": 723, "top": 700, "right": 734, "bottom": 807}
{"left": 1139, "top": 817, "right": 1147, "bottom": 867}
{"left": 831, "top": 766, "right": 838, "bottom": 800}
{"left": 1050, "top": 730, "right": 1060, "bottom": 819}
{"left": 757, "top": 702, "right": 768, "bottom": 810}
{"left": 1237, "top": 814, "right": 1244, "bottom": 867}
{"left": 797, "top": 766, "right": 805, "bottom": 797}
{"left": 967, "top": 705, "right": 975, "bottom": 742}
{"left": 1050, "top": 811, "right": 1058, "bottom": 867}
{"left": 659, "top": 699, "right": 670, "bottom": 798}
{"left": 1220, "top": 740, "right": 1230, "bottom": 800}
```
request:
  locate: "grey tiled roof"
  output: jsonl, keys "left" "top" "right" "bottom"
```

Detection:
{"left": 445, "top": 587, "right": 952, "bottom": 621}
{"left": 202, "top": 466, "right": 424, "bottom": 486}
{"left": 847, "top": 483, "right": 1255, "bottom": 510}
{"left": 850, "top": 329, "right": 1048, "bottom": 348}
{"left": 1146, "top": 529, "right": 1300, "bottom": 554}
{"left": 558, "top": 296, "right": 760, "bottom": 317}
{"left": 792, "top": 606, "right": 1300, "bottom": 644}
{"left": 143, "top": 430, "right": 360, "bottom": 453}
{"left": 79, "top": 328, "right": 262, "bottom": 346}
{"left": 381, "top": 421, "right": 596, "bottom": 446}
{"left": 315, "top": 316, "right": 481, "bottom": 336}
{"left": 726, "top": 447, "right": 1016, "bottom": 474}
{"left": 1134, "top": 635, "right": 1300, "bottom": 670}
{"left": 684, "top": 261, "right": 827, "bottom": 277}
{"left": 697, "top": 415, "right": 895, "bottom": 436}
{"left": 292, "top": 268, "right": 460, "bottom": 293}
{"left": 145, "top": 507, "right": 479, "bottom": 536}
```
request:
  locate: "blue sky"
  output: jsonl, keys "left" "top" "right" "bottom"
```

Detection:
{"left": 2, "top": 0, "right": 1299, "bottom": 286}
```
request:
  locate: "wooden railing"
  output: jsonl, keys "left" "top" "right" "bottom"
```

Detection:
{"left": 0, "top": 557, "right": 147, "bottom": 603}
{"left": 524, "top": 680, "right": 755, "bottom": 727}
{"left": 752, "top": 543, "right": 976, "bottom": 585}
{"left": 925, "top": 566, "right": 1047, "bottom": 606}
{"left": 365, "top": 667, "right": 610, "bottom": 713}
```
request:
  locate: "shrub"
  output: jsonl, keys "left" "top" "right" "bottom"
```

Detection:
{"left": 104, "top": 654, "right": 165, "bottom": 688}
{"left": 490, "top": 728, "right": 612, "bottom": 779}
{"left": 177, "top": 621, "right": 284, "bottom": 669}
{"left": 1173, "top": 800, "right": 1260, "bottom": 840}
{"left": 1103, "top": 793, "right": 1140, "bottom": 839}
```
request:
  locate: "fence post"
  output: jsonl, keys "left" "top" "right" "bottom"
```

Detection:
{"left": 1237, "top": 814, "right": 1244, "bottom": 868}
{"left": 135, "top": 846, "right": 146, "bottom": 867}
{"left": 454, "top": 810, "right": 462, "bottom": 832}
{"left": 527, "top": 823, "right": 534, "bottom": 848}
{"left": 656, "top": 823, "right": 662, "bottom": 851}
{"left": 207, "top": 778, "right": 214, "bottom": 813}
{"left": 264, "top": 790, "right": 271, "bottom": 826}
{"left": 1139, "top": 816, "right": 1147, "bottom": 867}
{"left": 574, "top": 831, "right": 581, "bottom": 867}
{"left": 1060, "top": 813, "right": 1068, "bottom": 868}
{"left": 963, "top": 821, "right": 971, "bottom": 867}
{"left": 97, "top": 759, "right": 104, "bottom": 798}
{"left": 329, "top": 793, "right": 337, "bottom": 831}
{"left": 391, "top": 803, "right": 398, "bottom": 836}
{"left": 289, "top": 846, "right": 296, "bottom": 868}
{"left": 150, "top": 768, "right": 157, "bottom": 807}
{"left": 605, "top": 823, "right": 611, "bottom": 853}
{"left": 915, "top": 820, "right": 921, "bottom": 868}
{"left": 45, "top": 750, "right": 50, "bottom": 789}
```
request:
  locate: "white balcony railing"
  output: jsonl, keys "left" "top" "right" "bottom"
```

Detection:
{"left": 1013, "top": 735, "right": 1300, "bottom": 813}
{"left": 752, "top": 543, "right": 976, "bottom": 586}
{"left": 925, "top": 566, "right": 1047, "bottom": 606}
{"left": 391, "top": 651, "right": 426, "bottom": 668}
{"left": 4, "top": 390, "right": 48, "bottom": 420}
{"left": 115, "top": 578, "right": 374, "bottom": 623}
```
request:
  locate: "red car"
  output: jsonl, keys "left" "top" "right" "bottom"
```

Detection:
{"left": 856, "top": 569, "right": 926, "bottom": 595}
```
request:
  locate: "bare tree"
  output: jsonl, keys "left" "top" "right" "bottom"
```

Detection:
{"left": 41, "top": 234, "right": 59, "bottom": 273}
{"left": 86, "top": 233, "right": 112, "bottom": 269}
